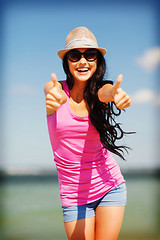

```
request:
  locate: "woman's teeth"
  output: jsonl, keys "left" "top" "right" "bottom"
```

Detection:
{"left": 77, "top": 69, "right": 88, "bottom": 72}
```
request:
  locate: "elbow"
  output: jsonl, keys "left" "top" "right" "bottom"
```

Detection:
{"left": 98, "top": 89, "right": 102, "bottom": 101}
{"left": 98, "top": 88, "right": 106, "bottom": 103}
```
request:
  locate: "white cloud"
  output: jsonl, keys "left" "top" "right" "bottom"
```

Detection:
{"left": 135, "top": 47, "right": 160, "bottom": 72}
{"left": 131, "top": 89, "right": 155, "bottom": 104}
{"left": 132, "top": 89, "right": 160, "bottom": 106}
{"left": 10, "top": 85, "right": 38, "bottom": 95}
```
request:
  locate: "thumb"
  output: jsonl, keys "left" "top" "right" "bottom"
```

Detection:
{"left": 113, "top": 74, "right": 123, "bottom": 95}
{"left": 51, "top": 73, "right": 58, "bottom": 87}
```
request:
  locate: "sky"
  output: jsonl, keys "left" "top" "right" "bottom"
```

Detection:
{"left": 1, "top": 0, "right": 160, "bottom": 173}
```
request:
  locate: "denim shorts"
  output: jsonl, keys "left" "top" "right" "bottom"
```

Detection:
{"left": 62, "top": 182, "right": 127, "bottom": 222}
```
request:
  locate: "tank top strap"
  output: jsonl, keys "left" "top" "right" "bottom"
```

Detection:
{"left": 62, "top": 81, "right": 69, "bottom": 98}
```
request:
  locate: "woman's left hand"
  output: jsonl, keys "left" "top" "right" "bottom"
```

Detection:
{"left": 111, "top": 74, "right": 131, "bottom": 110}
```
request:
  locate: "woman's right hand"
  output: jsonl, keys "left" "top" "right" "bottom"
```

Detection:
{"left": 44, "top": 73, "right": 67, "bottom": 116}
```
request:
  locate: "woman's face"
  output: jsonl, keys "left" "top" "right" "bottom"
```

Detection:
{"left": 67, "top": 48, "right": 97, "bottom": 83}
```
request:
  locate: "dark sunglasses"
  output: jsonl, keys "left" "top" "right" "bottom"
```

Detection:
{"left": 67, "top": 49, "right": 98, "bottom": 62}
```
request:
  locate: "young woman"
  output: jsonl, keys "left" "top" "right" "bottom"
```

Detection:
{"left": 44, "top": 27, "right": 131, "bottom": 240}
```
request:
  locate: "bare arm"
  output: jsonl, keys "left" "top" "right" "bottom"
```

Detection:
{"left": 98, "top": 74, "right": 131, "bottom": 110}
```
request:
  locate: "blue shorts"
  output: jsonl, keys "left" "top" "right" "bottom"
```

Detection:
{"left": 62, "top": 182, "right": 127, "bottom": 222}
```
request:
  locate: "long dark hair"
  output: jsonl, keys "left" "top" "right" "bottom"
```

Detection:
{"left": 63, "top": 50, "right": 131, "bottom": 160}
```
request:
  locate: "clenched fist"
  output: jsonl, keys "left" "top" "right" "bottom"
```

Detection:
{"left": 110, "top": 74, "right": 131, "bottom": 109}
{"left": 98, "top": 74, "right": 131, "bottom": 110}
{"left": 44, "top": 73, "right": 67, "bottom": 116}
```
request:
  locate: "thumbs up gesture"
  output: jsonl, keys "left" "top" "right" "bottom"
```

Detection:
{"left": 98, "top": 74, "right": 131, "bottom": 110}
{"left": 44, "top": 73, "right": 67, "bottom": 116}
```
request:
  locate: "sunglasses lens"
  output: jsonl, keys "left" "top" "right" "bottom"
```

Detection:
{"left": 85, "top": 50, "right": 98, "bottom": 61}
{"left": 67, "top": 49, "right": 98, "bottom": 62}
{"left": 68, "top": 51, "right": 80, "bottom": 62}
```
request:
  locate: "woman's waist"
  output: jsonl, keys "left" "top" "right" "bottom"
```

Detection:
{"left": 59, "top": 174, "right": 125, "bottom": 207}
{"left": 54, "top": 151, "right": 122, "bottom": 182}
{"left": 53, "top": 148, "right": 110, "bottom": 167}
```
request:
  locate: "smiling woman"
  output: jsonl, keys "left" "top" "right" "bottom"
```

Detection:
{"left": 1, "top": 1, "right": 159, "bottom": 238}
{"left": 44, "top": 26, "right": 132, "bottom": 240}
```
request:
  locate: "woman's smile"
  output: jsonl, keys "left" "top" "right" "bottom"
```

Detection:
{"left": 76, "top": 67, "right": 90, "bottom": 75}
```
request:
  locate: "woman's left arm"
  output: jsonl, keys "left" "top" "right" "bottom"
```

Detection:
{"left": 98, "top": 74, "right": 131, "bottom": 110}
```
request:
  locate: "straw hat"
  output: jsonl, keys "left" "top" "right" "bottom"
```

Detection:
{"left": 57, "top": 26, "right": 107, "bottom": 60}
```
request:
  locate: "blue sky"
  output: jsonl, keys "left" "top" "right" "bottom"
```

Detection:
{"left": 1, "top": 0, "right": 160, "bottom": 172}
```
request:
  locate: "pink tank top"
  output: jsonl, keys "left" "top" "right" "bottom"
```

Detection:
{"left": 47, "top": 81, "right": 125, "bottom": 207}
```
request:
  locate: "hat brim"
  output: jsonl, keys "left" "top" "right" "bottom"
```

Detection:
{"left": 57, "top": 46, "right": 107, "bottom": 60}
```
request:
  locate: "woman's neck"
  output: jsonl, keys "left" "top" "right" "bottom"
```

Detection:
{"left": 69, "top": 81, "right": 87, "bottom": 103}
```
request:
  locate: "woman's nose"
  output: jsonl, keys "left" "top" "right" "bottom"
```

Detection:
{"left": 78, "top": 54, "right": 87, "bottom": 63}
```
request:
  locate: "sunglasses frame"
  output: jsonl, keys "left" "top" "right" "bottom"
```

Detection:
{"left": 67, "top": 49, "right": 98, "bottom": 62}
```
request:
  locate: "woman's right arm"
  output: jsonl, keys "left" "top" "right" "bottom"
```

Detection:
{"left": 44, "top": 73, "right": 67, "bottom": 116}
